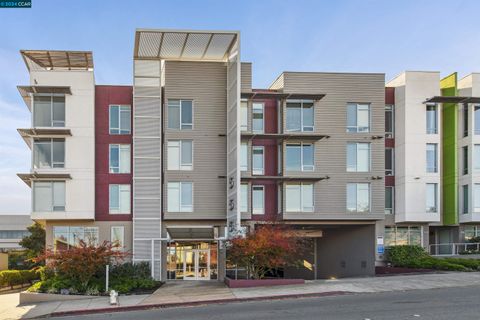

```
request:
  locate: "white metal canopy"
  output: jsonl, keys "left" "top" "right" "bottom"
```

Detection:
{"left": 134, "top": 29, "right": 239, "bottom": 61}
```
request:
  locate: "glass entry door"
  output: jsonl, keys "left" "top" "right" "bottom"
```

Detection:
{"left": 183, "top": 249, "right": 210, "bottom": 280}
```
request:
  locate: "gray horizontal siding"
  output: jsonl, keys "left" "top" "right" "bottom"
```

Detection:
{"left": 241, "top": 62, "right": 252, "bottom": 92}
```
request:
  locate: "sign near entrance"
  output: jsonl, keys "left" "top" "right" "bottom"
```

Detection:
{"left": 377, "top": 236, "right": 384, "bottom": 254}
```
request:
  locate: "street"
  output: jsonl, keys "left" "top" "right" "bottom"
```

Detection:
{"left": 54, "top": 285, "right": 480, "bottom": 320}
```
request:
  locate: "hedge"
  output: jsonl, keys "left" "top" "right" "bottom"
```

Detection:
{"left": 0, "top": 269, "right": 40, "bottom": 289}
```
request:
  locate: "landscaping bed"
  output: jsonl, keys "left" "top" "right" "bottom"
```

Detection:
{"left": 225, "top": 277, "right": 304, "bottom": 288}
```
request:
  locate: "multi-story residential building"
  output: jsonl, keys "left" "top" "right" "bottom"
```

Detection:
{"left": 16, "top": 29, "right": 480, "bottom": 282}
{"left": 0, "top": 215, "right": 32, "bottom": 251}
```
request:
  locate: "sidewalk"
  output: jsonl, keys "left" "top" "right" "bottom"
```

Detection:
{"left": 3, "top": 272, "right": 480, "bottom": 319}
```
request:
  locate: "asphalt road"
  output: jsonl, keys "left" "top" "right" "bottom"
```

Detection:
{"left": 54, "top": 285, "right": 480, "bottom": 320}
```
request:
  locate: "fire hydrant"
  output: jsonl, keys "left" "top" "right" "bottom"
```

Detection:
{"left": 110, "top": 290, "right": 119, "bottom": 305}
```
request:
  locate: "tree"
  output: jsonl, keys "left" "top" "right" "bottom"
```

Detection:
{"left": 227, "top": 223, "right": 304, "bottom": 279}
{"left": 19, "top": 222, "right": 46, "bottom": 265}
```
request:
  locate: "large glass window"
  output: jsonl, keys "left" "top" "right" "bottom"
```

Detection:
{"left": 475, "top": 145, "right": 480, "bottom": 172}
{"left": 53, "top": 226, "right": 98, "bottom": 251}
{"left": 252, "top": 146, "right": 264, "bottom": 175}
{"left": 252, "top": 103, "right": 264, "bottom": 133}
{"left": 109, "top": 184, "right": 131, "bottom": 214}
{"left": 385, "top": 148, "right": 394, "bottom": 176}
{"left": 252, "top": 185, "right": 264, "bottom": 215}
{"left": 167, "top": 182, "right": 193, "bottom": 212}
{"left": 347, "top": 183, "right": 370, "bottom": 213}
{"left": 426, "top": 104, "right": 438, "bottom": 134}
{"left": 240, "top": 142, "right": 248, "bottom": 172}
{"left": 0, "top": 231, "right": 30, "bottom": 239}
{"left": 475, "top": 184, "right": 480, "bottom": 213}
{"left": 385, "top": 104, "right": 394, "bottom": 138}
{"left": 240, "top": 101, "right": 248, "bottom": 131}
{"left": 426, "top": 183, "right": 438, "bottom": 213}
{"left": 463, "top": 146, "right": 469, "bottom": 175}
{"left": 463, "top": 104, "right": 469, "bottom": 137}
{"left": 167, "top": 140, "right": 193, "bottom": 170}
{"left": 111, "top": 226, "right": 125, "bottom": 249}
{"left": 475, "top": 106, "right": 480, "bottom": 135}
{"left": 286, "top": 100, "right": 314, "bottom": 132}
{"left": 385, "top": 186, "right": 394, "bottom": 215}
{"left": 286, "top": 143, "right": 314, "bottom": 171}
{"left": 286, "top": 183, "right": 314, "bottom": 212}
{"left": 168, "top": 100, "right": 193, "bottom": 130}
{"left": 33, "top": 138, "right": 65, "bottom": 169}
{"left": 33, "top": 94, "right": 65, "bottom": 127}
{"left": 347, "top": 103, "right": 370, "bottom": 133}
{"left": 240, "top": 184, "right": 248, "bottom": 213}
{"left": 426, "top": 143, "right": 438, "bottom": 173}
{"left": 347, "top": 142, "right": 370, "bottom": 172}
{"left": 33, "top": 181, "right": 65, "bottom": 212}
{"left": 109, "top": 144, "right": 131, "bottom": 173}
{"left": 384, "top": 226, "right": 422, "bottom": 247}
{"left": 464, "top": 226, "right": 480, "bottom": 241}
{"left": 463, "top": 184, "right": 469, "bottom": 214}
{"left": 109, "top": 105, "right": 131, "bottom": 134}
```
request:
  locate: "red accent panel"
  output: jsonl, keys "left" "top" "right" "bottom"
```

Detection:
{"left": 385, "top": 87, "right": 395, "bottom": 105}
{"left": 250, "top": 181, "right": 278, "bottom": 221}
{"left": 385, "top": 176, "right": 395, "bottom": 187}
{"left": 95, "top": 86, "right": 133, "bottom": 221}
{"left": 385, "top": 138, "right": 395, "bottom": 148}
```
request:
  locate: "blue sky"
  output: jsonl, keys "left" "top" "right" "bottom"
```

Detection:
{"left": 1, "top": 0, "right": 480, "bottom": 213}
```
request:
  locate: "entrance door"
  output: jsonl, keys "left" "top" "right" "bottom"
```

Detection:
{"left": 183, "top": 249, "right": 210, "bottom": 280}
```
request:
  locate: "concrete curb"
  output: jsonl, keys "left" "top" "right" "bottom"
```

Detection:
{"left": 47, "top": 291, "right": 351, "bottom": 318}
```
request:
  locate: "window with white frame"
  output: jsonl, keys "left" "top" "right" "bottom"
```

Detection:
{"left": 426, "top": 104, "right": 438, "bottom": 134}
{"left": 385, "top": 186, "right": 394, "bottom": 215}
{"left": 426, "top": 183, "right": 438, "bottom": 213}
{"left": 109, "top": 144, "right": 131, "bottom": 173}
{"left": 464, "top": 226, "right": 480, "bottom": 241}
{"left": 426, "top": 143, "right": 438, "bottom": 173}
{"left": 33, "top": 94, "right": 65, "bottom": 127}
{"left": 286, "top": 143, "right": 314, "bottom": 171}
{"left": 240, "top": 100, "right": 248, "bottom": 131}
{"left": 168, "top": 100, "right": 193, "bottom": 130}
{"left": 277, "top": 184, "right": 283, "bottom": 214}
{"left": 385, "top": 104, "right": 394, "bottom": 138}
{"left": 53, "top": 226, "right": 98, "bottom": 250}
{"left": 167, "top": 140, "right": 193, "bottom": 170}
{"left": 347, "top": 103, "right": 370, "bottom": 133}
{"left": 240, "top": 183, "right": 248, "bottom": 213}
{"left": 384, "top": 226, "right": 422, "bottom": 247}
{"left": 167, "top": 182, "right": 193, "bottom": 212}
{"left": 33, "top": 181, "right": 65, "bottom": 212}
{"left": 463, "top": 146, "right": 468, "bottom": 175}
{"left": 286, "top": 183, "right": 314, "bottom": 212}
{"left": 252, "top": 146, "right": 264, "bottom": 175}
{"left": 347, "top": 183, "right": 370, "bottom": 213}
{"left": 252, "top": 185, "right": 264, "bottom": 215}
{"left": 109, "top": 184, "right": 131, "bottom": 214}
{"left": 475, "top": 184, "right": 480, "bottom": 213}
{"left": 240, "top": 142, "right": 248, "bottom": 171}
{"left": 286, "top": 100, "right": 314, "bottom": 132}
{"left": 463, "top": 104, "right": 469, "bottom": 137}
{"left": 347, "top": 142, "right": 370, "bottom": 172}
{"left": 385, "top": 148, "right": 394, "bottom": 176}
{"left": 463, "top": 184, "right": 469, "bottom": 214}
{"left": 109, "top": 105, "right": 131, "bottom": 134}
{"left": 475, "top": 145, "right": 480, "bottom": 172}
{"left": 33, "top": 138, "right": 65, "bottom": 169}
{"left": 111, "top": 226, "right": 125, "bottom": 249}
{"left": 475, "top": 106, "right": 480, "bottom": 135}
{"left": 252, "top": 103, "right": 264, "bottom": 133}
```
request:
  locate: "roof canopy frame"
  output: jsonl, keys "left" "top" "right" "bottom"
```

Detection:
{"left": 21, "top": 50, "right": 94, "bottom": 71}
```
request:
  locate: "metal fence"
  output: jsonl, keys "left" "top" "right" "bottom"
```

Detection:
{"left": 429, "top": 243, "right": 480, "bottom": 256}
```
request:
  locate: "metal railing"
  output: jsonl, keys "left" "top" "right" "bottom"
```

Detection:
{"left": 429, "top": 243, "right": 480, "bottom": 256}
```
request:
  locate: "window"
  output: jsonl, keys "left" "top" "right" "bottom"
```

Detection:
{"left": 252, "top": 146, "right": 264, "bottom": 175}
{"left": 385, "top": 104, "right": 394, "bottom": 138}
{"left": 252, "top": 103, "right": 264, "bottom": 133}
{"left": 463, "top": 104, "right": 469, "bottom": 137}
{"left": 33, "top": 138, "right": 65, "bottom": 169}
{"left": 240, "top": 142, "right": 248, "bottom": 171}
{"left": 33, "top": 94, "right": 65, "bottom": 127}
{"left": 109, "top": 184, "right": 131, "bottom": 214}
{"left": 240, "top": 184, "right": 248, "bottom": 212}
{"left": 464, "top": 226, "right": 480, "bottom": 241}
{"left": 347, "top": 103, "right": 370, "bottom": 133}
{"left": 277, "top": 184, "right": 283, "bottom": 214}
{"left": 167, "top": 182, "right": 193, "bottom": 212}
{"left": 0, "top": 231, "right": 29, "bottom": 239}
{"left": 347, "top": 142, "right": 370, "bottom": 172}
{"left": 109, "top": 144, "right": 131, "bottom": 173}
{"left": 167, "top": 140, "right": 193, "bottom": 170}
{"left": 347, "top": 183, "right": 370, "bottom": 213}
{"left": 426, "top": 183, "right": 438, "bottom": 213}
{"left": 240, "top": 101, "right": 248, "bottom": 131}
{"left": 475, "top": 145, "right": 480, "bottom": 172}
{"left": 385, "top": 186, "right": 394, "bottom": 215}
{"left": 385, "top": 148, "right": 394, "bottom": 176}
{"left": 252, "top": 185, "right": 264, "bottom": 215}
{"left": 111, "top": 226, "right": 125, "bottom": 249}
{"left": 53, "top": 226, "right": 98, "bottom": 251}
{"left": 384, "top": 226, "right": 422, "bottom": 247}
{"left": 110, "top": 105, "right": 131, "bottom": 134}
{"left": 286, "top": 100, "right": 314, "bottom": 132}
{"left": 286, "top": 143, "right": 314, "bottom": 171}
{"left": 463, "top": 184, "right": 469, "bottom": 214}
{"left": 475, "top": 184, "right": 480, "bottom": 213}
{"left": 475, "top": 106, "right": 480, "bottom": 135}
{"left": 168, "top": 100, "right": 193, "bottom": 130}
{"left": 426, "top": 104, "right": 438, "bottom": 134}
{"left": 426, "top": 144, "right": 438, "bottom": 173}
{"left": 463, "top": 146, "right": 469, "bottom": 175}
{"left": 286, "top": 183, "right": 314, "bottom": 212}
{"left": 33, "top": 181, "right": 65, "bottom": 212}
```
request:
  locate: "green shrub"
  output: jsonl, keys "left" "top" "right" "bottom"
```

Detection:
{"left": 386, "top": 245, "right": 429, "bottom": 266}
{"left": 0, "top": 269, "right": 40, "bottom": 289}
{"left": 442, "top": 258, "right": 480, "bottom": 270}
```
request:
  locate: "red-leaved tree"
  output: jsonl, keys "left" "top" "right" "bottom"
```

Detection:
{"left": 227, "top": 224, "right": 304, "bottom": 279}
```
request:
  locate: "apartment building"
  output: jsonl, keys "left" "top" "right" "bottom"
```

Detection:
{"left": 17, "top": 28, "right": 480, "bottom": 282}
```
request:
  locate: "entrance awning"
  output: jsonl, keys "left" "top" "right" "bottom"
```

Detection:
{"left": 424, "top": 96, "right": 480, "bottom": 104}
{"left": 166, "top": 226, "right": 217, "bottom": 241}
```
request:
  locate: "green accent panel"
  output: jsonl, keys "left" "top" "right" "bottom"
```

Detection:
{"left": 440, "top": 73, "right": 458, "bottom": 225}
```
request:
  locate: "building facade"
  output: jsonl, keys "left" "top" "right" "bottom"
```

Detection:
{"left": 17, "top": 29, "right": 480, "bottom": 281}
